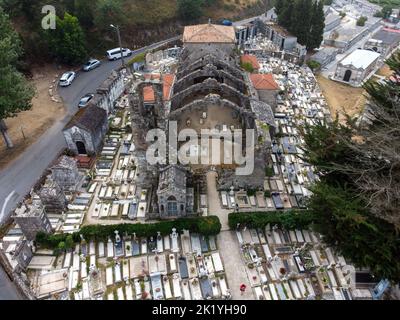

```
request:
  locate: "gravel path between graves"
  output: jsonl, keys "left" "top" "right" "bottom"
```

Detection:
{"left": 218, "top": 231, "right": 254, "bottom": 300}
{"left": 206, "top": 170, "right": 254, "bottom": 299}
{"left": 206, "top": 171, "right": 231, "bottom": 231}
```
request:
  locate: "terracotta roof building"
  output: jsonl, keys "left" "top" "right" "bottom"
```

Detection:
{"left": 250, "top": 74, "right": 279, "bottom": 110}
{"left": 183, "top": 23, "right": 236, "bottom": 44}
{"left": 250, "top": 74, "right": 279, "bottom": 90}
{"left": 143, "top": 74, "right": 175, "bottom": 103}
{"left": 241, "top": 54, "right": 260, "bottom": 71}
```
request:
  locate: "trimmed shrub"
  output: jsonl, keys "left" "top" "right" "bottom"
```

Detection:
{"left": 228, "top": 210, "right": 314, "bottom": 230}
{"left": 36, "top": 216, "right": 221, "bottom": 249}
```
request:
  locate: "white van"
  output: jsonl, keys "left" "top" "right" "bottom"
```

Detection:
{"left": 106, "top": 47, "right": 132, "bottom": 60}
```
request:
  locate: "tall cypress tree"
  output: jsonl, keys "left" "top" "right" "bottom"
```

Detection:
{"left": 280, "top": 0, "right": 294, "bottom": 30}
{"left": 291, "top": 0, "right": 312, "bottom": 46}
{"left": 307, "top": 0, "right": 325, "bottom": 50}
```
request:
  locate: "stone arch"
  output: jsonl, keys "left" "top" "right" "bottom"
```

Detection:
{"left": 169, "top": 94, "right": 256, "bottom": 130}
{"left": 177, "top": 54, "right": 243, "bottom": 80}
{"left": 173, "top": 66, "right": 247, "bottom": 94}
{"left": 170, "top": 78, "right": 250, "bottom": 111}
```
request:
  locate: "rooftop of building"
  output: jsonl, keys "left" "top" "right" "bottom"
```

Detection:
{"left": 370, "top": 28, "right": 400, "bottom": 44}
{"left": 64, "top": 105, "right": 107, "bottom": 134}
{"left": 240, "top": 54, "right": 260, "bottom": 70}
{"left": 339, "top": 49, "right": 380, "bottom": 69}
{"left": 250, "top": 73, "right": 279, "bottom": 90}
{"left": 143, "top": 73, "right": 175, "bottom": 103}
{"left": 265, "top": 22, "right": 294, "bottom": 38}
{"left": 183, "top": 23, "right": 235, "bottom": 44}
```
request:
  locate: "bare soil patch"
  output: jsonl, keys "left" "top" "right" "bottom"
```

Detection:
{"left": 376, "top": 64, "right": 394, "bottom": 78}
{"left": 0, "top": 65, "right": 65, "bottom": 169}
{"left": 316, "top": 75, "right": 366, "bottom": 123}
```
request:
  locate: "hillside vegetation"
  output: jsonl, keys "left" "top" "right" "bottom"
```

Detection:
{"left": 1, "top": 0, "right": 270, "bottom": 66}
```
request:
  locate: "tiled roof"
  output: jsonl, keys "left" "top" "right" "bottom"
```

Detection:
{"left": 241, "top": 54, "right": 260, "bottom": 70}
{"left": 163, "top": 74, "right": 175, "bottom": 101}
{"left": 183, "top": 24, "right": 235, "bottom": 43}
{"left": 250, "top": 74, "right": 279, "bottom": 90}
{"left": 64, "top": 105, "right": 107, "bottom": 134}
{"left": 143, "top": 86, "right": 155, "bottom": 103}
{"left": 143, "top": 74, "right": 175, "bottom": 103}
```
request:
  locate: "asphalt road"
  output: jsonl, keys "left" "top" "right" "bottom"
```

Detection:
{"left": 0, "top": 266, "right": 22, "bottom": 300}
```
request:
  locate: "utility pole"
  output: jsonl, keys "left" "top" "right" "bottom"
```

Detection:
{"left": 110, "top": 24, "right": 126, "bottom": 70}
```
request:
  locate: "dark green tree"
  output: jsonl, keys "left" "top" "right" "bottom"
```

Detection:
{"left": 47, "top": 12, "right": 87, "bottom": 65}
{"left": 307, "top": 0, "right": 325, "bottom": 50}
{"left": 94, "top": 0, "right": 126, "bottom": 32}
{"left": 307, "top": 182, "right": 400, "bottom": 282}
{"left": 177, "top": 0, "right": 204, "bottom": 22}
{"left": 0, "top": 7, "right": 35, "bottom": 148}
{"left": 291, "top": 0, "right": 312, "bottom": 46}
{"left": 73, "top": 0, "right": 95, "bottom": 28}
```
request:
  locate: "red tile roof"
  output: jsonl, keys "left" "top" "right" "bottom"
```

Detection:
{"left": 143, "top": 86, "right": 155, "bottom": 103}
{"left": 241, "top": 54, "right": 260, "bottom": 70}
{"left": 142, "top": 74, "right": 176, "bottom": 103}
{"left": 163, "top": 74, "right": 175, "bottom": 101}
{"left": 250, "top": 74, "right": 279, "bottom": 90}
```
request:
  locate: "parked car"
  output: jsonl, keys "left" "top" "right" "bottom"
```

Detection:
{"left": 106, "top": 48, "right": 132, "bottom": 61}
{"left": 78, "top": 93, "right": 95, "bottom": 108}
{"left": 83, "top": 59, "right": 101, "bottom": 71}
{"left": 59, "top": 71, "right": 76, "bottom": 87}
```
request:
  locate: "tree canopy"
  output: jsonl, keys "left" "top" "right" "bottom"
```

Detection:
{"left": 47, "top": 12, "right": 87, "bottom": 65}
{"left": 274, "top": 0, "right": 325, "bottom": 50}
{"left": 300, "top": 52, "right": 400, "bottom": 282}
{"left": 0, "top": 7, "right": 34, "bottom": 121}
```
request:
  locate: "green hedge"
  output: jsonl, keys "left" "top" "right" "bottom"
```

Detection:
{"left": 228, "top": 210, "right": 314, "bottom": 230}
{"left": 36, "top": 216, "right": 221, "bottom": 249}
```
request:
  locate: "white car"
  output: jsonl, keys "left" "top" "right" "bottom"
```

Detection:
{"left": 83, "top": 59, "right": 101, "bottom": 71}
{"left": 59, "top": 71, "right": 76, "bottom": 87}
{"left": 106, "top": 48, "right": 132, "bottom": 60}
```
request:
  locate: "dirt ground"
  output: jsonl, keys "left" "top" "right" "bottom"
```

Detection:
{"left": 0, "top": 65, "right": 66, "bottom": 169}
{"left": 376, "top": 64, "right": 394, "bottom": 78}
{"left": 316, "top": 75, "right": 367, "bottom": 123}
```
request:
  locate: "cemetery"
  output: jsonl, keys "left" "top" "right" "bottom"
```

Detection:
{"left": 1, "top": 18, "right": 388, "bottom": 300}
{"left": 23, "top": 228, "right": 231, "bottom": 300}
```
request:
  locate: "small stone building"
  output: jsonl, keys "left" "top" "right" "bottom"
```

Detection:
{"left": 250, "top": 73, "right": 280, "bottom": 109}
{"left": 157, "top": 165, "right": 194, "bottom": 218}
{"left": 63, "top": 105, "right": 108, "bottom": 156}
{"left": 51, "top": 156, "right": 80, "bottom": 191}
{"left": 183, "top": 23, "right": 236, "bottom": 57}
{"left": 13, "top": 202, "right": 53, "bottom": 241}
{"left": 334, "top": 49, "right": 380, "bottom": 86}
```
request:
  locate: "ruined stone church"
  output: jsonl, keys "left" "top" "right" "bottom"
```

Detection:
{"left": 130, "top": 22, "right": 276, "bottom": 219}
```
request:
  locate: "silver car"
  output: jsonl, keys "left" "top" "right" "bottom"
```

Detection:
{"left": 59, "top": 71, "right": 76, "bottom": 87}
{"left": 83, "top": 59, "right": 101, "bottom": 71}
{"left": 78, "top": 93, "right": 95, "bottom": 108}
